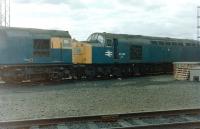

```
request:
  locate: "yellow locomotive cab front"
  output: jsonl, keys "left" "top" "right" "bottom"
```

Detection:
{"left": 72, "top": 41, "right": 92, "bottom": 64}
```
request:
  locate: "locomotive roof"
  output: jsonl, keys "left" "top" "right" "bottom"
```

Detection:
{"left": 94, "top": 32, "right": 197, "bottom": 43}
{"left": 0, "top": 27, "right": 71, "bottom": 38}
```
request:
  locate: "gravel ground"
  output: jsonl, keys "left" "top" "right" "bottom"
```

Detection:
{"left": 0, "top": 75, "right": 200, "bottom": 121}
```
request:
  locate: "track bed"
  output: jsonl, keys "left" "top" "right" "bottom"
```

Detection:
{"left": 2, "top": 109, "right": 200, "bottom": 129}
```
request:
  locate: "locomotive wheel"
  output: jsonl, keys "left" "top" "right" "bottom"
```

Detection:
{"left": 121, "top": 67, "right": 130, "bottom": 77}
{"left": 133, "top": 65, "right": 141, "bottom": 76}
{"left": 112, "top": 67, "right": 121, "bottom": 77}
{"left": 72, "top": 73, "right": 81, "bottom": 80}
{"left": 103, "top": 67, "right": 112, "bottom": 78}
{"left": 96, "top": 67, "right": 104, "bottom": 78}
{"left": 72, "top": 68, "right": 82, "bottom": 80}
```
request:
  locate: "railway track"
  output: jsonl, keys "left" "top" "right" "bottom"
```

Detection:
{"left": 1, "top": 109, "right": 200, "bottom": 129}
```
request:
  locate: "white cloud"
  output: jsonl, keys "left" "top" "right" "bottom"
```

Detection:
{"left": 12, "top": 0, "right": 200, "bottom": 40}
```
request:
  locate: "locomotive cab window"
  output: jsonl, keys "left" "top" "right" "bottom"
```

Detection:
{"left": 87, "top": 35, "right": 92, "bottom": 41}
{"left": 106, "top": 39, "right": 112, "bottom": 47}
{"left": 63, "top": 39, "right": 71, "bottom": 48}
{"left": 87, "top": 34, "right": 103, "bottom": 44}
{"left": 87, "top": 34, "right": 96, "bottom": 41}
{"left": 97, "top": 35, "right": 104, "bottom": 44}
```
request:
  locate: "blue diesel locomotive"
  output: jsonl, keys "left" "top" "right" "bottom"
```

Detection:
{"left": 0, "top": 27, "right": 73, "bottom": 82}
{"left": 0, "top": 27, "right": 200, "bottom": 82}
{"left": 72, "top": 32, "right": 200, "bottom": 78}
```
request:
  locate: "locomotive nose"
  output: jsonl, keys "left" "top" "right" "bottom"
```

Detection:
{"left": 72, "top": 42, "right": 92, "bottom": 64}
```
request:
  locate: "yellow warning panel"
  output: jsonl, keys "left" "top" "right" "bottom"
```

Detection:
{"left": 51, "top": 37, "right": 72, "bottom": 49}
{"left": 72, "top": 41, "right": 92, "bottom": 64}
{"left": 51, "top": 37, "right": 62, "bottom": 49}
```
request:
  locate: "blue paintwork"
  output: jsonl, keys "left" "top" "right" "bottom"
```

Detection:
{"left": 138, "top": 45, "right": 200, "bottom": 63}
{"left": 88, "top": 32, "right": 200, "bottom": 64}
{"left": 50, "top": 49, "right": 72, "bottom": 64}
{"left": 89, "top": 33, "right": 200, "bottom": 64}
{"left": 92, "top": 47, "right": 113, "bottom": 64}
{"left": 62, "top": 49, "right": 72, "bottom": 63}
{"left": 0, "top": 35, "right": 33, "bottom": 64}
{"left": 0, "top": 27, "right": 72, "bottom": 65}
{"left": 91, "top": 43, "right": 130, "bottom": 64}
{"left": 1, "top": 27, "right": 200, "bottom": 67}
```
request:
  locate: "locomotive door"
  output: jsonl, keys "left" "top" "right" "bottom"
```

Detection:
{"left": 113, "top": 38, "right": 119, "bottom": 61}
{"left": 51, "top": 38, "right": 63, "bottom": 63}
{"left": 33, "top": 39, "right": 51, "bottom": 63}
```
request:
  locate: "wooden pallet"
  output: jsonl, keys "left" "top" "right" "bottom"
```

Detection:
{"left": 174, "top": 65, "right": 191, "bottom": 80}
{"left": 173, "top": 62, "right": 200, "bottom": 80}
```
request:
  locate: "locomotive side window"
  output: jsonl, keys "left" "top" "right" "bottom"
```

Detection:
{"left": 130, "top": 45, "right": 142, "bottom": 60}
{"left": 106, "top": 39, "right": 112, "bottom": 47}
{"left": 178, "top": 42, "right": 183, "bottom": 46}
{"left": 158, "top": 41, "right": 164, "bottom": 45}
{"left": 186, "top": 43, "right": 191, "bottom": 46}
{"left": 191, "top": 43, "right": 196, "bottom": 46}
{"left": 151, "top": 41, "right": 158, "bottom": 45}
{"left": 33, "top": 39, "right": 50, "bottom": 57}
{"left": 171, "top": 42, "right": 177, "bottom": 46}
{"left": 34, "top": 39, "right": 50, "bottom": 49}
{"left": 166, "top": 42, "right": 171, "bottom": 45}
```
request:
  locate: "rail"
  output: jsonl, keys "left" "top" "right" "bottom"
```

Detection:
{"left": 1, "top": 108, "right": 200, "bottom": 129}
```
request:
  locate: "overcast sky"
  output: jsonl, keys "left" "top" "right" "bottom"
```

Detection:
{"left": 12, "top": 0, "right": 200, "bottom": 40}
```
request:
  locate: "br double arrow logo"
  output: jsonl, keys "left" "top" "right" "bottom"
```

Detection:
{"left": 105, "top": 50, "right": 113, "bottom": 57}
